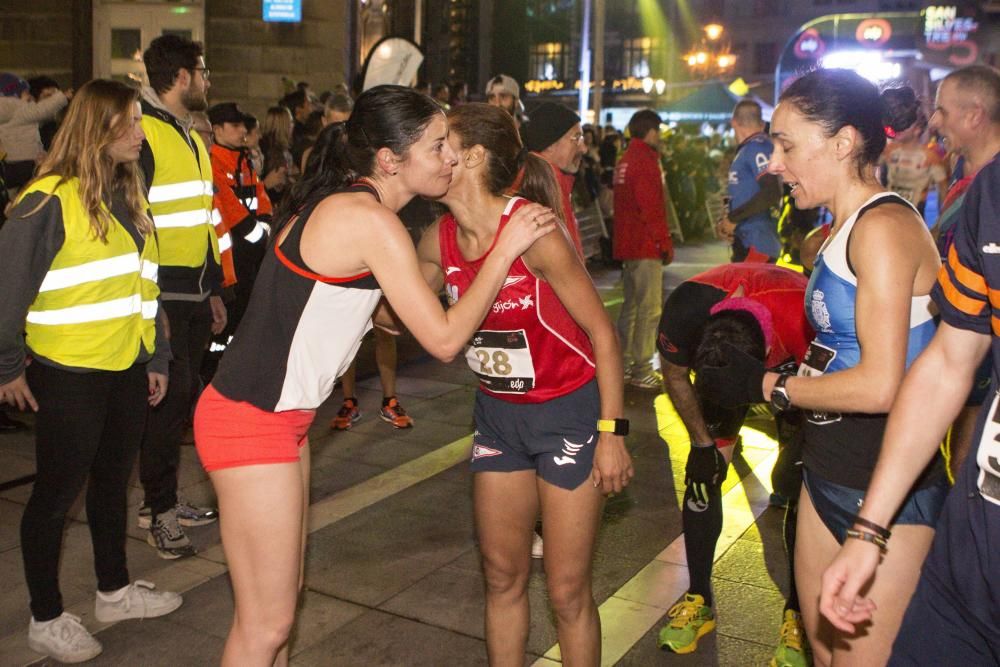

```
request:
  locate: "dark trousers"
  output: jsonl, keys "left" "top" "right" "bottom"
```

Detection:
{"left": 20, "top": 362, "right": 147, "bottom": 621}
{"left": 140, "top": 298, "right": 213, "bottom": 515}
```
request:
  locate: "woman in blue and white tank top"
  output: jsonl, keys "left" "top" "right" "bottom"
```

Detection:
{"left": 698, "top": 70, "right": 946, "bottom": 664}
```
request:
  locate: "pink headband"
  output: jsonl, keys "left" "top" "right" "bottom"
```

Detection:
{"left": 709, "top": 297, "right": 774, "bottom": 353}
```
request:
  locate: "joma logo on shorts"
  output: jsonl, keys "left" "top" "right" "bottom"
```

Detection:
{"left": 553, "top": 435, "right": 592, "bottom": 466}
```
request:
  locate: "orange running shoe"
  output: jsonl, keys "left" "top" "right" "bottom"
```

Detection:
{"left": 379, "top": 396, "right": 414, "bottom": 429}
{"left": 330, "top": 398, "right": 361, "bottom": 430}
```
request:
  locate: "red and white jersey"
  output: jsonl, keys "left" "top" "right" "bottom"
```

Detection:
{"left": 439, "top": 197, "right": 595, "bottom": 403}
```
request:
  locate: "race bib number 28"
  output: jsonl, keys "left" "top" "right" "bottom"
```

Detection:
{"left": 466, "top": 329, "right": 535, "bottom": 394}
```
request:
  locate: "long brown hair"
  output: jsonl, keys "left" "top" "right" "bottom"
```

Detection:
{"left": 262, "top": 105, "right": 293, "bottom": 150}
{"left": 26, "top": 79, "right": 152, "bottom": 242}
{"left": 446, "top": 103, "right": 565, "bottom": 223}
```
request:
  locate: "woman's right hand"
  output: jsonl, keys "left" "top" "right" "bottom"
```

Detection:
{"left": 0, "top": 373, "right": 38, "bottom": 412}
{"left": 819, "top": 537, "right": 880, "bottom": 633}
{"left": 494, "top": 203, "right": 558, "bottom": 260}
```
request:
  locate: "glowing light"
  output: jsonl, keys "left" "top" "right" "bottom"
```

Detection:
{"left": 821, "top": 50, "right": 902, "bottom": 82}
{"left": 655, "top": 78, "right": 666, "bottom": 95}
{"left": 377, "top": 42, "right": 394, "bottom": 58}
{"left": 717, "top": 54, "right": 735, "bottom": 69}
{"left": 642, "top": 77, "right": 654, "bottom": 93}
{"left": 695, "top": 51, "right": 708, "bottom": 65}
{"left": 704, "top": 23, "right": 724, "bottom": 41}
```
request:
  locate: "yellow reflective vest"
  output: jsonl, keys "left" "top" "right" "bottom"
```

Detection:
{"left": 141, "top": 112, "right": 222, "bottom": 269}
{"left": 21, "top": 175, "right": 160, "bottom": 370}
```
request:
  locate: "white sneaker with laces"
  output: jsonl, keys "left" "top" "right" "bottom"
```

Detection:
{"left": 95, "top": 580, "right": 183, "bottom": 623}
{"left": 28, "top": 612, "right": 102, "bottom": 663}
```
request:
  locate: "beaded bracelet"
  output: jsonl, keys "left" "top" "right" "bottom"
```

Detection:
{"left": 845, "top": 528, "right": 887, "bottom": 554}
{"left": 852, "top": 516, "right": 891, "bottom": 540}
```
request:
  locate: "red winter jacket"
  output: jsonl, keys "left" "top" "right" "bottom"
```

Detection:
{"left": 612, "top": 139, "right": 673, "bottom": 261}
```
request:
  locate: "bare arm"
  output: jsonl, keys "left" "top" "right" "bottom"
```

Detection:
{"left": 307, "top": 199, "right": 555, "bottom": 362}
{"left": 523, "top": 227, "right": 633, "bottom": 493}
{"left": 765, "top": 208, "right": 940, "bottom": 413}
{"left": 662, "top": 360, "right": 713, "bottom": 444}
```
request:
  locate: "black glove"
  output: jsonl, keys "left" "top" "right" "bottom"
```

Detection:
{"left": 685, "top": 443, "right": 727, "bottom": 487}
{"left": 696, "top": 343, "right": 766, "bottom": 408}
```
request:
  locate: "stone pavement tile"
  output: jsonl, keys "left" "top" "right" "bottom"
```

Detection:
{"left": 615, "top": 625, "right": 775, "bottom": 666}
{"left": 0, "top": 497, "right": 24, "bottom": 552}
{"left": 0, "top": 453, "right": 37, "bottom": 505}
{"left": 309, "top": 455, "right": 387, "bottom": 503}
{"left": 0, "top": 549, "right": 29, "bottom": 639}
{"left": 290, "top": 608, "right": 490, "bottom": 667}
{"left": 594, "top": 515, "right": 674, "bottom": 566}
{"left": 312, "top": 427, "right": 446, "bottom": 470}
{"left": 401, "top": 393, "right": 478, "bottom": 430}
{"left": 71, "top": 615, "right": 224, "bottom": 666}
{"left": 154, "top": 574, "right": 232, "bottom": 640}
{"left": 304, "top": 502, "right": 474, "bottom": 607}
{"left": 711, "top": 578, "right": 785, "bottom": 647}
{"left": 290, "top": 590, "right": 369, "bottom": 658}
{"left": 713, "top": 538, "right": 786, "bottom": 593}
{"left": 379, "top": 562, "right": 485, "bottom": 637}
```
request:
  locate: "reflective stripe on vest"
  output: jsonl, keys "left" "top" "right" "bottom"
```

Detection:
{"left": 21, "top": 175, "right": 160, "bottom": 371}
{"left": 244, "top": 220, "right": 268, "bottom": 243}
{"left": 142, "top": 114, "right": 221, "bottom": 268}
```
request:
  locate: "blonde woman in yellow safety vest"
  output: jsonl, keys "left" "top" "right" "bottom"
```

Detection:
{"left": 0, "top": 79, "right": 183, "bottom": 664}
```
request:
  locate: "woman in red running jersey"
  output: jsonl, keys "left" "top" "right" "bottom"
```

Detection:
{"left": 417, "top": 103, "right": 633, "bottom": 665}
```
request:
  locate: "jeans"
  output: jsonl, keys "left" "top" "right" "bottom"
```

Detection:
{"left": 618, "top": 258, "right": 663, "bottom": 376}
{"left": 140, "top": 298, "right": 213, "bottom": 516}
{"left": 21, "top": 362, "right": 147, "bottom": 621}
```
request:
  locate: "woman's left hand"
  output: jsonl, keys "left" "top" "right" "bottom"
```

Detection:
{"left": 148, "top": 372, "right": 168, "bottom": 407}
{"left": 591, "top": 433, "right": 634, "bottom": 495}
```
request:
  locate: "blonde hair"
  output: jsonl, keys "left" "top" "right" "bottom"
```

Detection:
{"left": 262, "top": 105, "right": 293, "bottom": 150}
{"left": 26, "top": 79, "right": 153, "bottom": 242}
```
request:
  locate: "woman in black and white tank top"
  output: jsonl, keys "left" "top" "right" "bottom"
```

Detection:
{"left": 193, "top": 86, "right": 558, "bottom": 665}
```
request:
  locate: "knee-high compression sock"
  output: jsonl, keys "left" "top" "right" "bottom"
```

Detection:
{"left": 783, "top": 500, "right": 800, "bottom": 613}
{"left": 682, "top": 480, "right": 723, "bottom": 607}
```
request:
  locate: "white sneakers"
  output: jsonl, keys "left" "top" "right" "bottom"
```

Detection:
{"left": 94, "top": 580, "right": 183, "bottom": 623}
{"left": 28, "top": 613, "right": 102, "bottom": 664}
{"left": 28, "top": 582, "right": 182, "bottom": 663}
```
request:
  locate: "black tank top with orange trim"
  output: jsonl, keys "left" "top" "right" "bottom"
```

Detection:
{"left": 212, "top": 184, "right": 382, "bottom": 411}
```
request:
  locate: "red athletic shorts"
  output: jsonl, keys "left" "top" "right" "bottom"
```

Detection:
{"left": 194, "top": 384, "right": 316, "bottom": 472}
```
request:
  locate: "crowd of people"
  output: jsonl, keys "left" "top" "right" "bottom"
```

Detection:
{"left": 2, "top": 30, "right": 1000, "bottom": 667}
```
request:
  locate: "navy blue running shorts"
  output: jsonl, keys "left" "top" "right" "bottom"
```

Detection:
{"left": 802, "top": 467, "right": 948, "bottom": 544}
{"left": 470, "top": 380, "right": 600, "bottom": 491}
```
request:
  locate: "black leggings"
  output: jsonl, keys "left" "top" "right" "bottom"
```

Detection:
{"left": 20, "top": 362, "right": 147, "bottom": 621}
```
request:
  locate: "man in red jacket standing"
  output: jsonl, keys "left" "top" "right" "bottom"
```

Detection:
{"left": 613, "top": 109, "right": 673, "bottom": 390}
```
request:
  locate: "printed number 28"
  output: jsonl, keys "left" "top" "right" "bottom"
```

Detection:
{"left": 476, "top": 350, "right": 512, "bottom": 376}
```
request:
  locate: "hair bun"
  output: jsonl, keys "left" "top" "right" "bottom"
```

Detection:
{"left": 880, "top": 86, "right": 921, "bottom": 135}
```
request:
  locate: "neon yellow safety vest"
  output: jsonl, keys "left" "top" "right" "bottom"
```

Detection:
{"left": 141, "top": 113, "right": 223, "bottom": 268}
{"left": 21, "top": 175, "right": 160, "bottom": 370}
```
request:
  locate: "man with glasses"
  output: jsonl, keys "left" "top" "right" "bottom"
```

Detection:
{"left": 138, "top": 34, "right": 223, "bottom": 559}
{"left": 524, "top": 101, "right": 587, "bottom": 257}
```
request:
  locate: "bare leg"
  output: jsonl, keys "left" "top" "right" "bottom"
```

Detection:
{"left": 475, "top": 470, "right": 538, "bottom": 667}
{"left": 795, "top": 485, "right": 935, "bottom": 666}
{"left": 374, "top": 328, "right": 398, "bottom": 399}
{"left": 340, "top": 361, "right": 357, "bottom": 400}
{"left": 211, "top": 462, "right": 305, "bottom": 667}
{"left": 538, "top": 477, "right": 605, "bottom": 667}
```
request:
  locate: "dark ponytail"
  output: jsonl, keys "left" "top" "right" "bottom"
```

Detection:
{"left": 780, "top": 69, "right": 922, "bottom": 178}
{"left": 881, "top": 86, "right": 925, "bottom": 136}
{"left": 274, "top": 84, "right": 443, "bottom": 230}
{"left": 446, "top": 103, "right": 565, "bottom": 221}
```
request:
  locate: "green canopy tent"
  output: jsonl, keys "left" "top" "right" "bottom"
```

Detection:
{"left": 660, "top": 81, "right": 773, "bottom": 123}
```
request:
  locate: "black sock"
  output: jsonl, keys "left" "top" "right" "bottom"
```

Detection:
{"left": 682, "top": 480, "right": 723, "bottom": 607}
{"left": 782, "top": 499, "right": 800, "bottom": 613}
